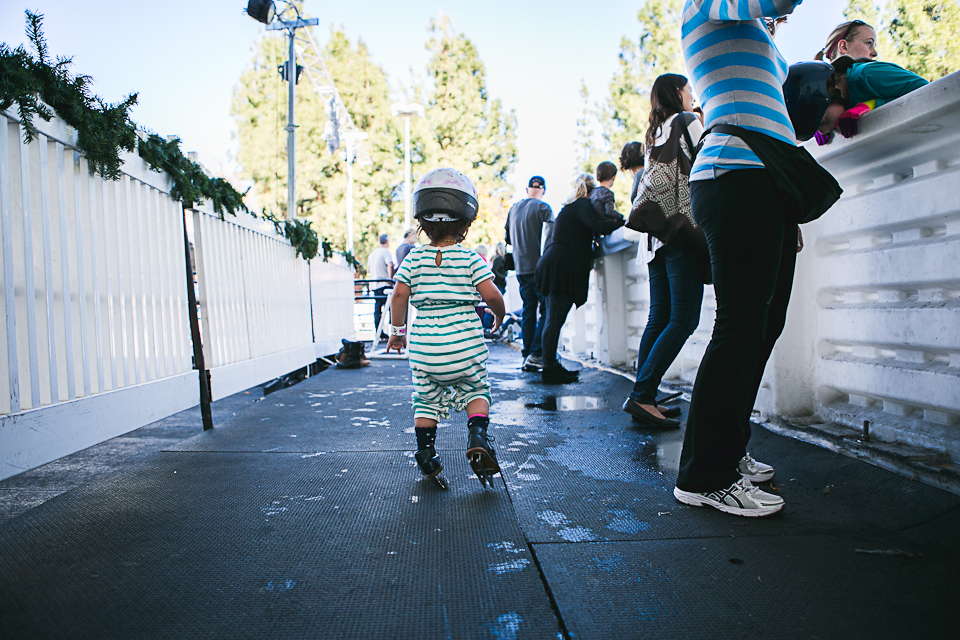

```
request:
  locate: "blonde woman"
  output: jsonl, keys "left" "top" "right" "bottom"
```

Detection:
{"left": 534, "top": 174, "right": 624, "bottom": 383}
{"left": 815, "top": 20, "right": 878, "bottom": 62}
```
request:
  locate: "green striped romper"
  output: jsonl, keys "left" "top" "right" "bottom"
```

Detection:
{"left": 394, "top": 244, "right": 493, "bottom": 421}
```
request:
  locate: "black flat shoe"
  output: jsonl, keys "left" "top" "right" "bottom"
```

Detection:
{"left": 622, "top": 398, "right": 680, "bottom": 428}
{"left": 659, "top": 405, "right": 682, "bottom": 419}
{"left": 542, "top": 363, "right": 578, "bottom": 384}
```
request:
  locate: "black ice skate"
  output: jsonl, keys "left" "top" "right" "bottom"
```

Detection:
{"left": 466, "top": 416, "right": 500, "bottom": 488}
{"left": 415, "top": 446, "right": 448, "bottom": 489}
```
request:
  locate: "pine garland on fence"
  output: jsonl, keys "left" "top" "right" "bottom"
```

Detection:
{"left": 0, "top": 10, "right": 358, "bottom": 267}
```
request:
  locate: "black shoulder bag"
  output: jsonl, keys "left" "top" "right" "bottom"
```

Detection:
{"left": 709, "top": 124, "right": 842, "bottom": 224}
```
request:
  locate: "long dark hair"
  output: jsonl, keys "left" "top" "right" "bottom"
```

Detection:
{"left": 645, "top": 74, "right": 688, "bottom": 150}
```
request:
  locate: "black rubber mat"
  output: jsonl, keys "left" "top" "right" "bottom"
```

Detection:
{"left": 533, "top": 531, "right": 960, "bottom": 639}
{"left": 3, "top": 344, "right": 959, "bottom": 639}
{"left": 493, "top": 408, "right": 960, "bottom": 542}
{"left": 0, "top": 451, "right": 558, "bottom": 639}
{"left": 169, "top": 366, "right": 420, "bottom": 453}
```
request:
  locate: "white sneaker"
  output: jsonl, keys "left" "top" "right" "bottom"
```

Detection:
{"left": 674, "top": 478, "right": 784, "bottom": 518}
{"left": 738, "top": 453, "right": 775, "bottom": 483}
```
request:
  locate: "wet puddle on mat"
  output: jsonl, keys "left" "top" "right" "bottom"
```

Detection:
{"left": 500, "top": 396, "right": 608, "bottom": 411}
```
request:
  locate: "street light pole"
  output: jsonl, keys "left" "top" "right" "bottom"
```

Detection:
{"left": 404, "top": 115, "right": 411, "bottom": 227}
{"left": 390, "top": 103, "right": 424, "bottom": 230}
{"left": 342, "top": 131, "right": 368, "bottom": 256}
{"left": 266, "top": 16, "right": 318, "bottom": 220}
{"left": 286, "top": 29, "right": 296, "bottom": 220}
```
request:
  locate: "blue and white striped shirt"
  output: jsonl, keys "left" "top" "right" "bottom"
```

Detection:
{"left": 682, "top": 0, "right": 803, "bottom": 181}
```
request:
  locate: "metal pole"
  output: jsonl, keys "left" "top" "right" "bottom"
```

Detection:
{"left": 181, "top": 206, "right": 213, "bottom": 431}
{"left": 346, "top": 142, "right": 355, "bottom": 254}
{"left": 404, "top": 115, "right": 411, "bottom": 230}
{"left": 286, "top": 28, "right": 296, "bottom": 220}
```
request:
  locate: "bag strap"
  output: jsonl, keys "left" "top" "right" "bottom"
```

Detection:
{"left": 677, "top": 113, "right": 699, "bottom": 164}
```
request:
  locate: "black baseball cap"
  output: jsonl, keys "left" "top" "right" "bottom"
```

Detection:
{"left": 528, "top": 176, "right": 545, "bottom": 189}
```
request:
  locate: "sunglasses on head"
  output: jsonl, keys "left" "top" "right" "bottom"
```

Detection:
{"left": 838, "top": 20, "right": 866, "bottom": 45}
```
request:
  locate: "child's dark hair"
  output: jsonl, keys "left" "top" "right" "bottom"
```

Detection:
{"left": 619, "top": 142, "right": 644, "bottom": 171}
{"left": 596, "top": 161, "right": 617, "bottom": 183}
{"left": 418, "top": 218, "right": 473, "bottom": 244}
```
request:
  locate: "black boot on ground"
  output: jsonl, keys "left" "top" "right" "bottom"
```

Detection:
{"left": 466, "top": 416, "right": 500, "bottom": 488}
{"left": 336, "top": 339, "right": 364, "bottom": 369}
{"left": 414, "top": 446, "right": 444, "bottom": 478}
{"left": 541, "top": 362, "right": 579, "bottom": 384}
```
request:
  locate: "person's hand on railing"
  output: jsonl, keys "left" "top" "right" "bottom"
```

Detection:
{"left": 814, "top": 130, "right": 833, "bottom": 146}
{"left": 837, "top": 102, "right": 875, "bottom": 138}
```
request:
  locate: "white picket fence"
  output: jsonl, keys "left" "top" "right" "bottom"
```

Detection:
{"left": 561, "top": 71, "right": 960, "bottom": 461}
{"left": 0, "top": 107, "right": 354, "bottom": 480}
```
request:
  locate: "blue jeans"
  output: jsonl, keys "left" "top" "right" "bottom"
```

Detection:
{"left": 631, "top": 244, "right": 704, "bottom": 404}
{"left": 516, "top": 273, "right": 544, "bottom": 358}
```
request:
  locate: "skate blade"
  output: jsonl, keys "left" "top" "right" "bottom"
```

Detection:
{"left": 468, "top": 454, "right": 498, "bottom": 489}
{"left": 434, "top": 474, "right": 449, "bottom": 490}
{"left": 466, "top": 449, "right": 501, "bottom": 474}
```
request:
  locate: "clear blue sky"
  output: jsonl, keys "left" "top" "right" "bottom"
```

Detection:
{"left": 1, "top": 0, "right": 848, "bottom": 213}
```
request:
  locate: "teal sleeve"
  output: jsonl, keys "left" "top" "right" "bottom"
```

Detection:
{"left": 395, "top": 256, "right": 413, "bottom": 286}
{"left": 849, "top": 62, "right": 928, "bottom": 108}
{"left": 471, "top": 256, "right": 493, "bottom": 287}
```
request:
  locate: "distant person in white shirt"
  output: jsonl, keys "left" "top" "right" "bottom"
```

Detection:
{"left": 366, "top": 234, "right": 396, "bottom": 336}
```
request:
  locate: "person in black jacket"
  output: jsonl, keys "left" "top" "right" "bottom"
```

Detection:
{"left": 535, "top": 174, "right": 625, "bottom": 383}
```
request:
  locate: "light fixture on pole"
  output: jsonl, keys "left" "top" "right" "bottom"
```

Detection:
{"left": 390, "top": 103, "right": 424, "bottom": 230}
{"left": 341, "top": 131, "right": 369, "bottom": 256}
{"left": 245, "top": 1, "right": 317, "bottom": 220}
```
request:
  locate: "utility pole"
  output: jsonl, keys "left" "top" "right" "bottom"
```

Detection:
{"left": 267, "top": 16, "right": 318, "bottom": 219}
{"left": 390, "top": 103, "right": 425, "bottom": 230}
{"left": 342, "top": 131, "right": 368, "bottom": 255}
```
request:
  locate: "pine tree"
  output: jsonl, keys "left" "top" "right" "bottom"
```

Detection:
{"left": 421, "top": 18, "right": 518, "bottom": 249}
{"left": 574, "top": 81, "right": 607, "bottom": 176}
{"left": 598, "top": 0, "right": 684, "bottom": 210}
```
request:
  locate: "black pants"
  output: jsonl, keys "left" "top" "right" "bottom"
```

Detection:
{"left": 541, "top": 292, "right": 574, "bottom": 367}
{"left": 373, "top": 286, "right": 390, "bottom": 334}
{"left": 676, "top": 170, "right": 799, "bottom": 493}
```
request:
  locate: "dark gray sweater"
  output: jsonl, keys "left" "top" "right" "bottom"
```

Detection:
{"left": 505, "top": 198, "right": 554, "bottom": 275}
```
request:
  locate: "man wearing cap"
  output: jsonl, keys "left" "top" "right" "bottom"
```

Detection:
{"left": 505, "top": 176, "right": 554, "bottom": 372}
{"left": 366, "top": 233, "right": 396, "bottom": 337}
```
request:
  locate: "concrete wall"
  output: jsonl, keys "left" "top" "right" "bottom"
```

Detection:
{"left": 562, "top": 71, "right": 960, "bottom": 460}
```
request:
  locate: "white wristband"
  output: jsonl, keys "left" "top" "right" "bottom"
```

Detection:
{"left": 389, "top": 325, "right": 406, "bottom": 336}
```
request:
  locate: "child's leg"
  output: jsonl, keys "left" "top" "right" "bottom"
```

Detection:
{"left": 465, "top": 398, "right": 489, "bottom": 418}
{"left": 414, "top": 417, "right": 438, "bottom": 450}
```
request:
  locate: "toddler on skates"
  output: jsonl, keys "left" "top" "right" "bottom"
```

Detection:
{"left": 386, "top": 168, "right": 506, "bottom": 488}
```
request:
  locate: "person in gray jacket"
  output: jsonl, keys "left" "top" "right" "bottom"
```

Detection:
{"left": 505, "top": 176, "right": 554, "bottom": 372}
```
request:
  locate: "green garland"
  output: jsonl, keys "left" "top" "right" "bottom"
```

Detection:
{"left": 0, "top": 10, "right": 357, "bottom": 266}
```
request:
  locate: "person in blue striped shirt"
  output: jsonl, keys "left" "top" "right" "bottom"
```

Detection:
{"left": 387, "top": 168, "right": 507, "bottom": 488}
{"left": 672, "top": 0, "right": 811, "bottom": 517}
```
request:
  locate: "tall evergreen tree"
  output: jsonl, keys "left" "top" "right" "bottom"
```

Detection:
{"left": 595, "top": 0, "right": 683, "bottom": 209}
{"left": 574, "top": 81, "right": 606, "bottom": 176}
{"left": 887, "top": 0, "right": 960, "bottom": 78}
{"left": 420, "top": 18, "right": 518, "bottom": 248}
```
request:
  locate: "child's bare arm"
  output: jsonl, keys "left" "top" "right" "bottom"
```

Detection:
{"left": 386, "top": 282, "right": 411, "bottom": 354}
{"left": 476, "top": 279, "right": 505, "bottom": 330}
